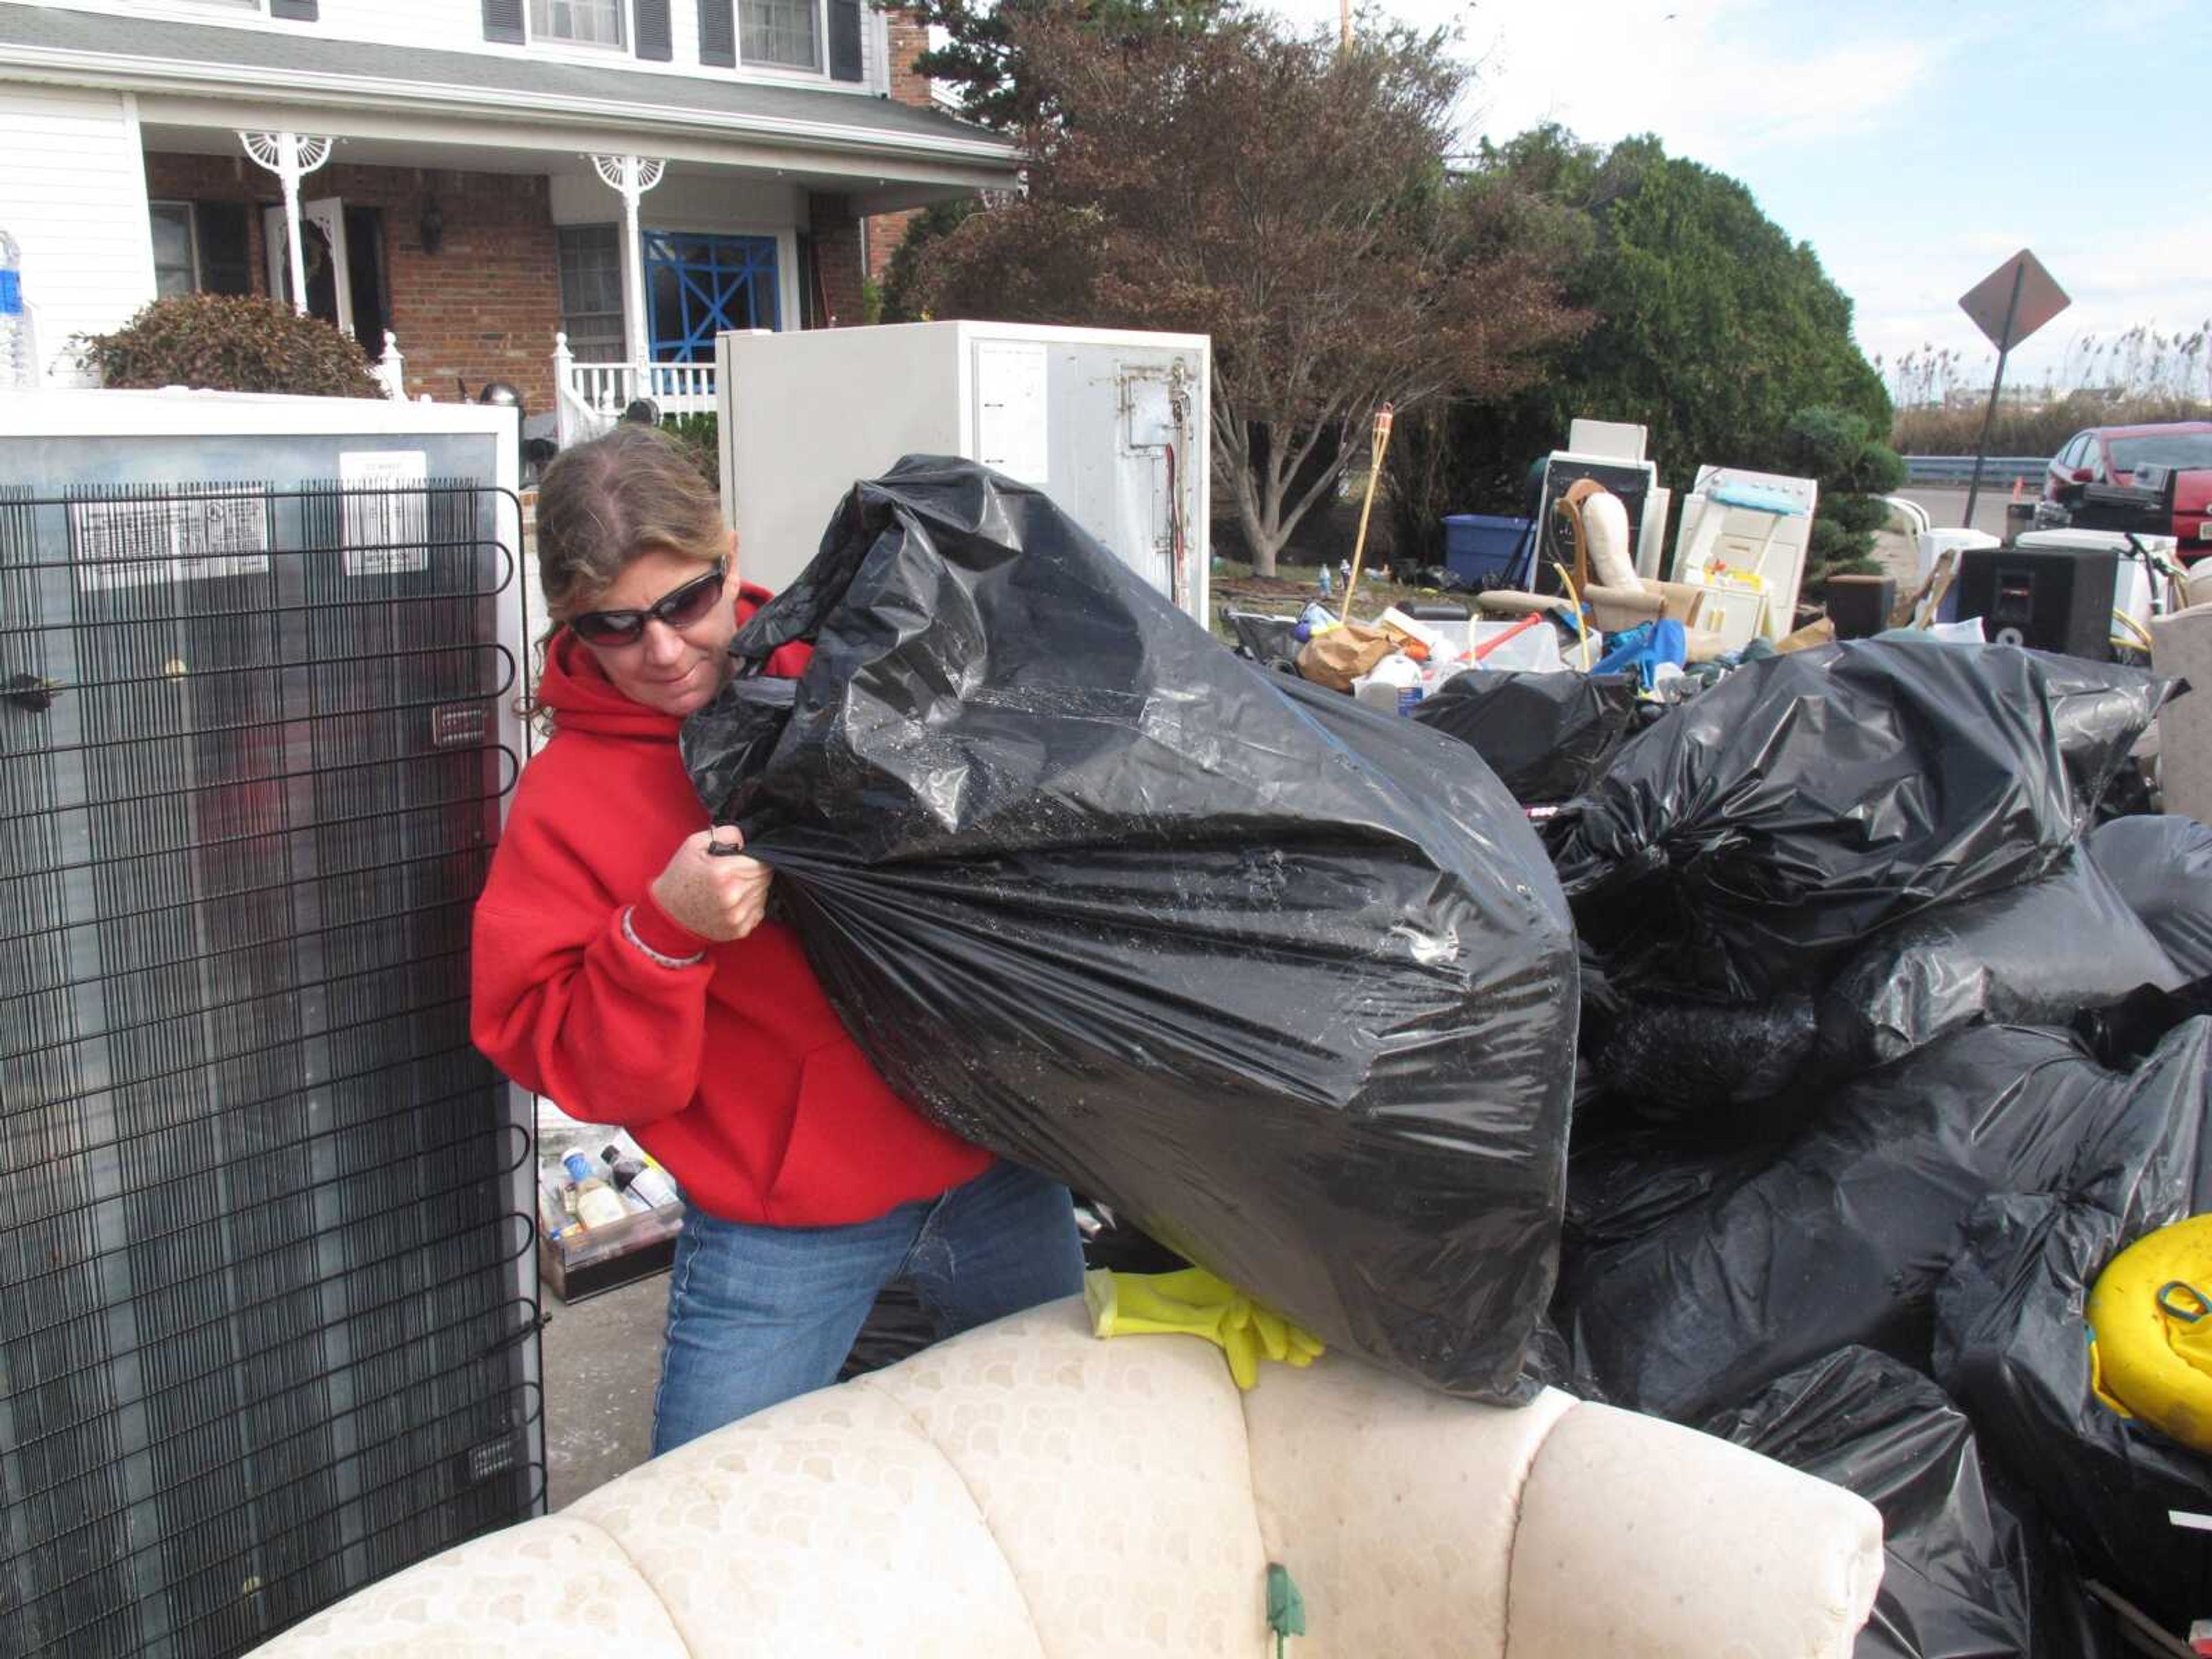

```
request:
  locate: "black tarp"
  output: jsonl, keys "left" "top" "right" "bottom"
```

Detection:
{"left": 1551, "top": 643, "right": 2170, "bottom": 1002}
{"left": 682, "top": 458, "right": 1580, "bottom": 1403}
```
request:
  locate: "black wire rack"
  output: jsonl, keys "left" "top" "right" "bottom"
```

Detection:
{"left": 0, "top": 479, "right": 540, "bottom": 1658}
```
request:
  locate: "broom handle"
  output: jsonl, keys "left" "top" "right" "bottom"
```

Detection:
{"left": 1339, "top": 404, "right": 1396, "bottom": 624}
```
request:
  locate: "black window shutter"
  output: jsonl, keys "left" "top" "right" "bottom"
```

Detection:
{"left": 482, "top": 0, "right": 525, "bottom": 44}
{"left": 269, "top": 0, "right": 318, "bottom": 19}
{"left": 697, "top": 0, "right": 734, "bottom": 67}
{"left": 634, "top": 0, "right": 672, "bottom": 60}
{"left": 828, "top": 0, "right": 863, "bottom": 81}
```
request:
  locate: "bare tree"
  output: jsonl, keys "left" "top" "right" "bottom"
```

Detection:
{"left": 918, "top": 11, "right": 1582, "bottom": 574}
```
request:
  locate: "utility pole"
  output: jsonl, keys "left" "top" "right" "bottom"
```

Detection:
{"left": 1340, "top": 0, "right": 1351, "bottom": 49}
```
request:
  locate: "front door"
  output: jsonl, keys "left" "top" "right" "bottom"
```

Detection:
{"left": 263, "top": 196, "right": 354, "bottom": 336}
{"left": 642, "top": 232, "right": 779, "bottom": 363}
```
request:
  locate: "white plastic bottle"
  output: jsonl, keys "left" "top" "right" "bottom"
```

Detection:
{"left": 560, "top": 1150, "right": 630, "bottom": 1229}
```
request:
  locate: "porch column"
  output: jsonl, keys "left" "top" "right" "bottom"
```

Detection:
{"left": 589, "top": 154, "right": 666, "bottom": 376}
{"left": 239, "top": 132, "right": 335, "bottom": 315}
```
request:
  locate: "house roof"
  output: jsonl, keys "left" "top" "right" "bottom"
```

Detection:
{"left": 0, "top": 2, "right": 1015, "bottom": 169}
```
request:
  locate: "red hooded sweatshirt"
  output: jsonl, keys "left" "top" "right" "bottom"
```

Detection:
{"left": 470, "top": 586, "right": 992, "bottom": 1226}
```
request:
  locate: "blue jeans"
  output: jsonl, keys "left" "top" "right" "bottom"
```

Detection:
{"left": 649, "top": 1160, "right": 1085, "bottom": 1455}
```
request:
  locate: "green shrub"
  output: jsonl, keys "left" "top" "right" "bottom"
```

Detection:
{"left": 662, "top": 411, "right": 720, "bottom": 491}
{"left": 1822, "top": 493, "right": 1890, "bottom": 537}
{"left": 78, "top": 293, "right": 382, "bottom": 397}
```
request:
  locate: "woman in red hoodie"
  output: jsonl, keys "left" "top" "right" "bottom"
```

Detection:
{"left": 472, "top": 426, "right": 1084, "bottom": 1453}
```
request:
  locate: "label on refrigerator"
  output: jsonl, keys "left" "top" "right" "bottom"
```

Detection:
{"left": 70, "top": 491, "right": 271, "bottom": 590}
{"left": 974, "top": 341, "right": 1050, "bottom": 485}
{"left": 340, "top": 449, "right": 431, "bottom": 575}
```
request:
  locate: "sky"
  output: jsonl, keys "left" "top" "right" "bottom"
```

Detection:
{"left": 1258, "top": 0, "right": 2212, "bottom": 400}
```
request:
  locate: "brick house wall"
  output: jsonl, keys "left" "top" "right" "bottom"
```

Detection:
{"left": 866, "top": 7, "right": 937, "bottom": 294}
{"left": 807, "top": 192, "right": 865, "bottom": 329}
{"left": 142, "top": 151, "right": 560, "bottom": 410}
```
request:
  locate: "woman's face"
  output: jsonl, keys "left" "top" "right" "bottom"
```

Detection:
{"left": 576, "top": 543, "right": 738, "bottom": 718}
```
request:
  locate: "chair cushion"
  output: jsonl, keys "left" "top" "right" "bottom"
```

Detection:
{"left": 247, "top": 1516, "right": 692, "bottom": 1659}
{"left": 1505, "top": 1402, "right": 1883, "bottom": 1659}
{"left": 1241, "top": 1361, "right": 1577, "bottom": 1658}
{"left": 863, "top": 1301, "right": 1275, "bottom": 1659}
{"left": 566, "top": 1382, "right": 1049, "bottom": 1658}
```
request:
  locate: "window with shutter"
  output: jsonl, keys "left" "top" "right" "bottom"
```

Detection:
{"left": 740, "top": 0, "right": 819, "bottom": 70}
{"left": 698, "top": 0, "right": 736, "bottom": 67}
{"left": 531, "top": 0, "right": 624, "bottom": 46}
{"left": 483, "top": 0, "right": 525, "bottom": 44}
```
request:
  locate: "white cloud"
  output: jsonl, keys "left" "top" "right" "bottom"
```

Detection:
{"left": 1842, "top": 219, "right": 2212, "bottom": 392}
{"left": 1260, "top": 0, "right": 1945, "bottom": 162}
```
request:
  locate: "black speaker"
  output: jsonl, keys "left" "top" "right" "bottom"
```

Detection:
{"left": 1825, "top": 573, "right": 1895, "bottom": 639}
{"left": 1957, "top": 546, "right": 2117, "bottom": 660}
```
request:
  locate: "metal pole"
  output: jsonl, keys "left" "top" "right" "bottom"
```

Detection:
{"left": 1962, "top": 260, "right": 2025, "bottom": 532}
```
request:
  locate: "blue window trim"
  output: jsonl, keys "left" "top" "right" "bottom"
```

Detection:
{"left": 642, "top": 231, "right": 780, "bottom": 362}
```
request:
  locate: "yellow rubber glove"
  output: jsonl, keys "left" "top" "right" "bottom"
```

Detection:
{"left": 1084, "top": 1267, "right": 1325, "bottom": 1389}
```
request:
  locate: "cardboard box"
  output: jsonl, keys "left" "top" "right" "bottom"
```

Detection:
{"left": 538, "top": 1205, "right": 684, "bottom": 1304}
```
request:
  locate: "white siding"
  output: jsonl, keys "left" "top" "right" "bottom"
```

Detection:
{"left": 34, "top": 0, "right": 888, "bottom": 94}
{"left": 0, "top": 84, "right": 154, "bottom": 386}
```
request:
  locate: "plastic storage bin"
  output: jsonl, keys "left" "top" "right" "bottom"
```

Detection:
{"left": 1443, "top": 514, "right": 1532, "bottom": 584}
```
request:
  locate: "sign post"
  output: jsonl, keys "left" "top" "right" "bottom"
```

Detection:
{"left": 1957, "top": 249, "right": 2070, "bottom": 530}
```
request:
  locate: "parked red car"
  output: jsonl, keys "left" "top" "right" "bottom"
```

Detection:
{"left": 2041, "top": 422, "right": 2212, "bottom": 557}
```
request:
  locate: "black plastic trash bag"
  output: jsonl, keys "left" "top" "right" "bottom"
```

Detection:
{"left": 682, "top": 459, "right": 1580, "bottom": 1403}
{"left": 1593, "top": 994, "right": 1819, "bottom": 1117}
{"left": 1814, "top": 852, "right": 2181, "bottom": 1076}
{"left": 1223, "top": 610, "right": 1303, "bottom": 675}
{"left": 1703, "top": 1347, "right": 2064, "bottom": 1659}
{"left": 1561, "top": 1023, "right": 2160, "bottom": 1423}
{"left": 1560, "top": 1116, "right": 1785, "bottom": 1258}
{"left": 1410, "top": 669, "right": 1639, "bottom": 804}
{"left": 2089, "top": 813, "right": 2212, "bottom": 979}
{"left": 1551, "top": 642, "right": 2170, "bottom": 1002}
{"left": 839, "top": 1279, "right": 938, "bottom": 1381}
{"left": 1934, "top": 1014, "right": 2212, "bottom": 1633}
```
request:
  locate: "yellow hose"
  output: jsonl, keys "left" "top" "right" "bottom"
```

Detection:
{"left": 1550, "top": 560, "right": 1594, "bottom": 671}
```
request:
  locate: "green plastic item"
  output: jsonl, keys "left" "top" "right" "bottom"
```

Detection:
{"left": 1267, "top": 1562, "right": 1306, "bottom": 1655}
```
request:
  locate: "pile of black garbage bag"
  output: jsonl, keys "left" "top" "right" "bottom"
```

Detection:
{"left": 685, "top": 459, "right": 1578, "bottom": 1405}
{"left": 1551, "top": 641, "right": 2212, "bottom": 1654}
{"left": 687, "top": 459, "right": 2212, "bottom": 1650}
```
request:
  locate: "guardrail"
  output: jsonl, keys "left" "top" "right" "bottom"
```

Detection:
{"left": 1902, "top": 455, "right": 2047, "bottom": 487}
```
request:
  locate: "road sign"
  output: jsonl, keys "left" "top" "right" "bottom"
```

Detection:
{"left": 1955, "top": 249, "right": 2071, "bottom": 529}
{"left": 1959, "top": 249, "right": 2070, "bottom": 353}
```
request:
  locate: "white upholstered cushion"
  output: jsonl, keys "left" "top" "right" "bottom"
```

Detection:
{"left": 862, "top": 1301, "right": 1274, "bottom": 1659}
{"left": 1505, "top": 1401, "right": 1884, "bottom": 1659}
{"left": 246, "top": 1514, "right": 691, "bottom": 1659}
{"left": 563, "top": 1381, "right": 1048, "bottom": 1658}
{"left": 1241, "top": 1354, "right": 1578, "bottom": 1658}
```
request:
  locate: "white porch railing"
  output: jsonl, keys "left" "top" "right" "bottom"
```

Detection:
{"left": 372, "top": 330, "right": 407, "bottom": 402}
{"left": 552, "top": 333, "right": 717, "bottom": 448}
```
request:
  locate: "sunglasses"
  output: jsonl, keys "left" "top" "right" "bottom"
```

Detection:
{"left": 570, "top": 560, "right": 726, "bottom": 647}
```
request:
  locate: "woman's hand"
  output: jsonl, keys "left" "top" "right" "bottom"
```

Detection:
{"left": 649, "top": 827, "right": 772, "bottom": 942}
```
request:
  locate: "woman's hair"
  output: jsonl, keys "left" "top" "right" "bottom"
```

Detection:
{"left": 524, "top": 423, "right": 728, "bottom": 726}
{"left": 535, "top": 423, "right": 726, "bottom": 624}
